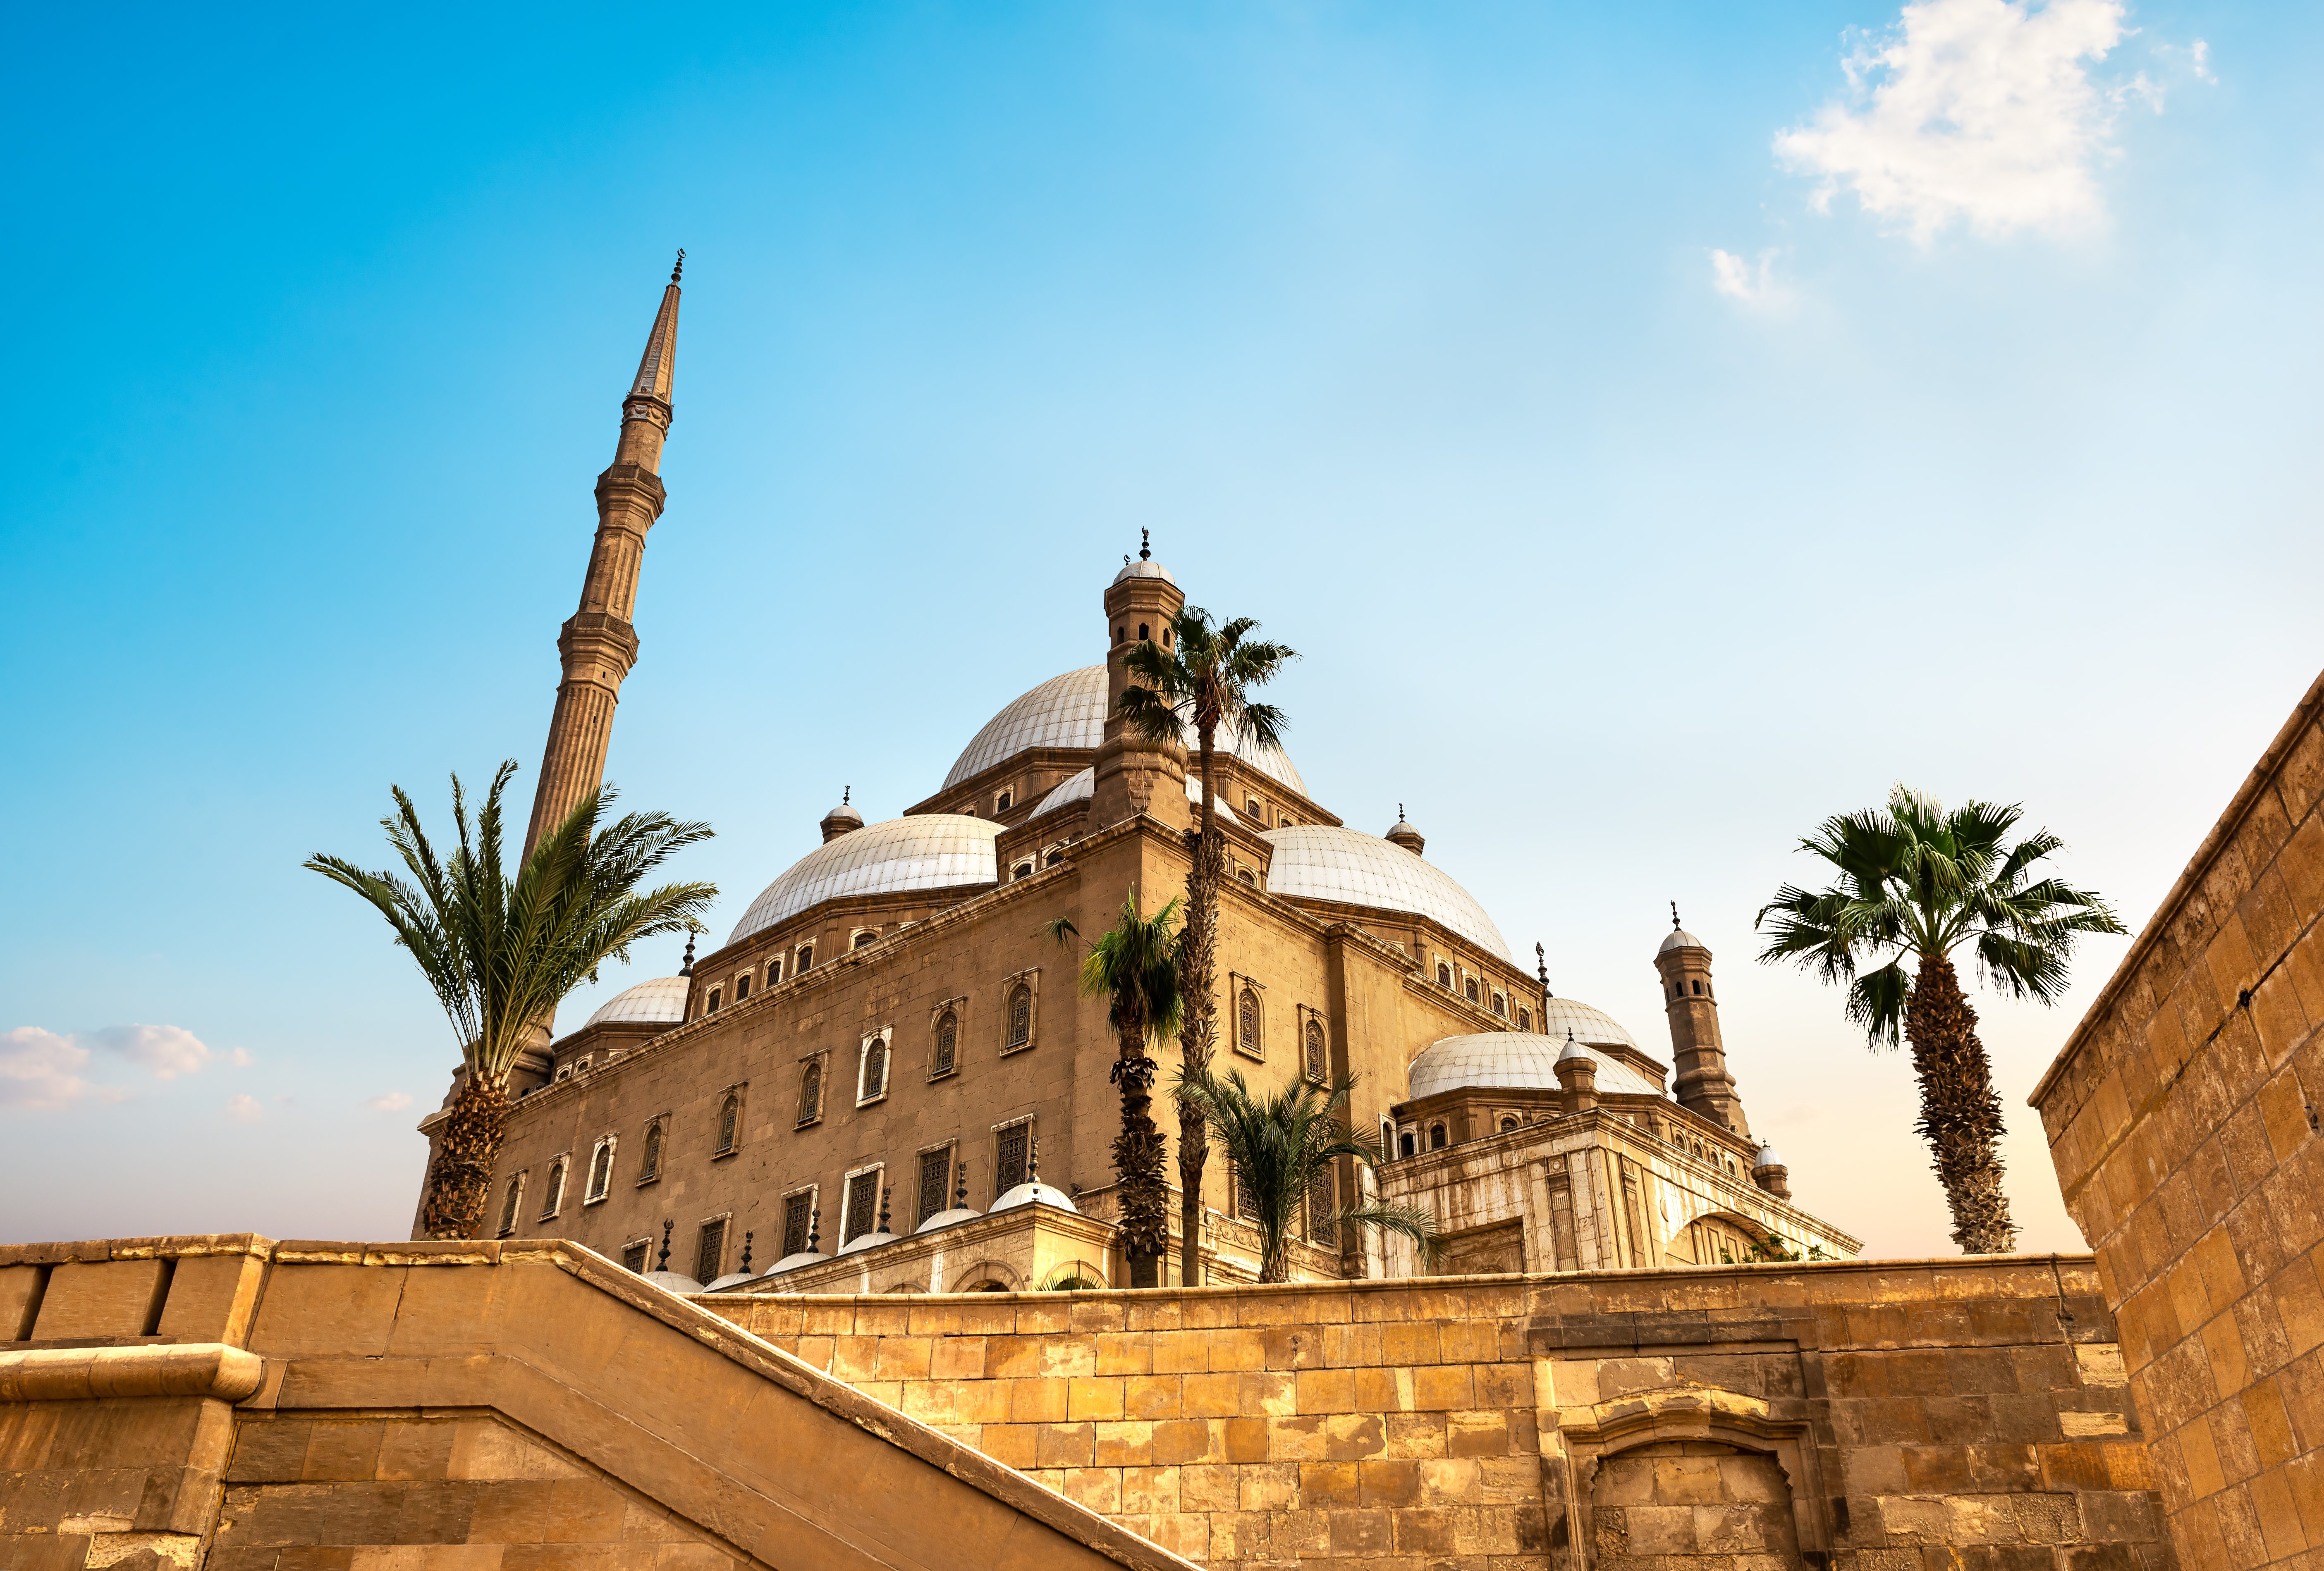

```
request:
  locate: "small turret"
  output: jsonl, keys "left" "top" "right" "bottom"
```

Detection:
{"left": 1386, "top": 805, "right": 1425, "bottom": 856}
{"left": 1752, "top": 1142, "right": 1791, "bottom": 1200}
{"left": 1090, "top": 534, "right": 1190, "bottom": 833}
{"left": 820, "top": 786, "right": 864, "bottom": 843}
{"left": 1554, "top": 1030, "right": 1599, "bottom": 1115}
{"left": 1655, "top": 904, "right": 1751, "bottom": 1139}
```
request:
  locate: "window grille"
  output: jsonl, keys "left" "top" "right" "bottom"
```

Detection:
{"left": 538, "top": 1157, "right": 566, "bottom": 1220}
{"left": 797, "top": 1061, "right": 823, "bottom": 1125}
{"left": 496, "top": 1174, "right": 524, "bottom": 1238}
{"left": 717, "top": 1093, "right": 740, "bottom": 1153}
{"left": 995, "top": 1123, "right": 1030, "bottom": 1193}
{"left": 1518, "top": 1007, "right": 1531, "bottom": 1030}
{"left": 860, "top": 1036, "right": 889, "bottom": 1102}
{"left": 1305, "top": 1170, "right": 1334, "bottom": 1244}
{"left": 586, "top": 1141, "right": 614, "bottom": 1202}
{"left": 1303, "top": 1018, "right": 1326, "bottom": 1084}
{"left": 932, "top": 1010, "right": 958, "bottom": 1077}
{"left": 781, "top": 1192, "right": 813, "bottom": 1257}
{"left": 854, "top": 930, "right": 876, "bottom": 950}
{"left": 622, "top": 1241, "right": 650, "bottom": 1274}
{"left": 1232, "top": 1160, "right": 1256, "bottom": 1220}
{"left": 1499, "top": 1115, "right": 1520, "bottom": 1134}
{"left": 918, "top": 1147, "right": 952, "bottom": 1226}
{"left": 1492, "top": 991, "right": 1506, "bottom": 1017}
{"left": 694, "top": 1218, "right": 727, "bottom": 1284}
{"left": 639, "top": 1122, "right": 662, "bottom": 1182}
{"left": 1007, "top": 985, "right": 1033, "bottom": 1050}
{"left": 1437, "top": 963, "right": 1452, "bottom": 987}
{"left": 1464, "top": 977, "right": 1480, "bottom": 1003}
{"left": 1429, "top": 1123, "right": 1447, "bottom": 1150}
{"left": 1236, "top": 987, "right": 1262, "bottom": 1058}
{"left": 843, "top": 1170, "right": 881, "bottom": 1245}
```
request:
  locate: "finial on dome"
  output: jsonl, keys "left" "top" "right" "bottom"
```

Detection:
{"left": 656, "top": 1219, "right": 672, "bottom": 1270}
{"left": 806, "top": 1208, "right": 821, "bottom": 1252}
{"left": 680, "top": 932, "right": 696, "bottom": 977}
{"left": 877, "top": 1187, "right": 892, "bottom": 1232}
{"left": 1028, "top": 1137, "right": 1041, "bottom": 1184}
{"left": 1536, "top": 941, "right": 1552, "bottom": 1002}
{"left": 671, "top": 248, "right": 685, "bottom": 284}
{"left": 956, "top": 1160, "right": 968, "bottom": 1208}
{"left": 1139, "top": 528, "right": 1151, "bottom": 562}
{"left": 1671, "top": 901, "right": 1681, "bottom": 930}
{"left": 740, "top": 1231, "right": 753, "bottom": 1271}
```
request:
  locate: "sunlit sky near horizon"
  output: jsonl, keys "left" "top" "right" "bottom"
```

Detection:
{"left": 5, "top": 2, "right": 2320, "bottom": 1258}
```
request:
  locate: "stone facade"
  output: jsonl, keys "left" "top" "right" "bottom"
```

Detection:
{"left": 2032, "top": 667, "right": 2324, "bottom": 1568}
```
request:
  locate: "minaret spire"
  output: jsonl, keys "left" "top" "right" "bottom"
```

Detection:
{"left": 522, "top": 258, "right": 685, "bottom": 862}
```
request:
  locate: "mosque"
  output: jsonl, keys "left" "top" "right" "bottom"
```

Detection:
{"left": 421, "top": 265, "right": 1859, "bottom": 1289}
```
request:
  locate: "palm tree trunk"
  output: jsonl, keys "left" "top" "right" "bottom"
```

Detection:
{"left": 1114, "top": 1018, "right": 1170, "bottom": 1288}
{"left": 421, "top": 1069, "right": 510, "bottom": 1239}
{"left": 1906, "top": 952, "right": 2017, "bottom": 1254}
{"left": 1175, "top": 729, "right": 1222, "bottom": 1285}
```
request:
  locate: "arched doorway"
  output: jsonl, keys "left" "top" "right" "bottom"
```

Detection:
{"left": 1590, "top": 1439, "right": 1803, "bottom": 1568}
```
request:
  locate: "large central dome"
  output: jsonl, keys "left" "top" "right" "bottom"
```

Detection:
{"left": 942, "top": 665, "right": 1307, "bottom": 797}
{"left": 1258, "top": 825, "right": 1513, "bottom": 962}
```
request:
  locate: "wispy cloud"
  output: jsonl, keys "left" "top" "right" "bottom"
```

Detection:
{"left": 1775, "top": 0, "right": 2155, "bottom": 244}
{"left": 225, "top": 1093, "right": 264, "bottom": 1122}
{"left": 2, "top": 1022, "right": 242, "bottom": 1110}
{"left": 1709, "top": 249, "right": 1791, "bottom": 310}
{"left": 366, "top": 1091, "right": 414, "bottom": 1113}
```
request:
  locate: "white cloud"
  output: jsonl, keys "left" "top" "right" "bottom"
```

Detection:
{"left": 1710, "top": 249, "right": 1792, "bottom": 310}
{"left": 1776, "top": 0, "right": 2150, "bottom": 244}
{"left": 2, "top": 1022, "right": 232, "bottom": 1109}
{"left": 224, "top": 1093, "right": 264, "bottom": 1122}
{"left": 365, "top": 1091, "right": 415, "bottom": 1113}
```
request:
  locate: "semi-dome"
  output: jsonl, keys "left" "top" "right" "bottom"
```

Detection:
{"left": 1659, "top": 927, "right": 1707, "bottom": 955}
{"left": 1407, "top": 1032, "right": 1665, "bottom": 1101}
{"left": 583, "top": 975, "right": 689, "bottom": 1029}
{"left": 1258, "top": 825, "right": 1513, "bottom": 962}
{"left": 943, "top": 665, "right": 1306, "bottom": 797}
{"left": 1030, "top": 766, "right": 1237, "bottom": 824}
{"left": 728, "top": 815, "right": 1002, "bottom": 947}
{"left": 1534, "top": 997, "right": 1639, "bottom": 1052}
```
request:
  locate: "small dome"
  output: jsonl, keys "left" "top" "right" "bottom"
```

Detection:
{"left": 990, "top": 1180, "right": 1078, "bottom": 1214}
{"left": 913, "top": 1206, "right": 981, "bottom": 1236}
{"left": 1113, "top": 559, "right": 1176, "bottom": 585}
{"left": 1260, "top": 825, "right": 1513, "bottom": 962}
{"left": 763, "top": 1250, "right": 827, "bottom": 1277}
{"left": 1385, "top": 815, "right": 1425, "bottom": 855}
{"left": 1407, "top": 1031, "right": 1665, "bottom": 1101}
{"left": 1030, "top": 765, "right": 1239, "bottom": 824}
{"left": 582, "top": 975, "right": 689, "bottom": 1029}
{"left": 701, "top": 1271, "right": 758, "bottom": 1292}
{"left": 1659, "top": 927, "right": 1707, "bottom": 956}
{"left": 641, "top": 1270, "right": 702, "bottom": 1294}
{"left": 944, "top": 666, "right": 1305, "bottom": 796}
{"left": 1534, "top": 997, "right": 1640, "bottom": 1051}
{"left": 1556, "top": 1031, "right": 1593, "bottom": 1066}
{"left": 836, "top": 1227, "right": 898, "bottom": 1257}
{"left": 728, "top": 815, "right": 1002, "bottom": 946}
{"left": 820, "top": 795, "right": 865, "bottom": 842}
{"left": 1753, "top": 1142, "right": 1786, "bottom": 1169}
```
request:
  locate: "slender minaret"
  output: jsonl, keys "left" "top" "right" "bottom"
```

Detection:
{"left": 522, "top": 254, "right": 685, "bottom": 859}
{"left": 1089, "top": 531, "right": 1191, "bottom": 833}
{"left": 1656, "top": 903, "right": 1752, "bottom": 1138}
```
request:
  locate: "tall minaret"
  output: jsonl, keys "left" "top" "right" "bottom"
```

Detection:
{"left": 1655, "top": 905, "right": 1752, "bottom": 1138}
{"left": 522, "top": 255, "right": 684, "bottom": 859}
{"left": 1089, "top": 531, "right": 1191, "bottom": 833}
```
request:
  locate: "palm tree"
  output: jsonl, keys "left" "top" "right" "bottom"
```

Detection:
{"left": 308, "top": 762, "right": 715, "bottom": 1239}
{"left": 1048, "top": 894, "right": 1184, "bottom": 1287}
{"left": 1117, "top": 607, "right": 1297, "bottom": 1284}
{"left": 1176, "top": 1067, "right": 1436, "bottom": 1283}
{"left": 1755, "top": 785, "right": 2123, "bottom": 1254}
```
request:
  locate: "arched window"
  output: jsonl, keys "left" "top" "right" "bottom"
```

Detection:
{"left": 1437, "top": 962, "right": 1453, "bottom": 988}
{"left": 538, "top": 1157, "right": 567, "bottom": 1221}
{"left": 639, "top": 1121, "right": 663, "bottom": 1183}
{"left": 797, "top": 1061, "right": 824, "bottom": 1125}
{"left": 1399, "top": 1129, "right": 1417, "bottom": 1158}
{"left": 1246, "top": 795, "right": 1262, "bottom": 819}
{"left": 1491, "top": 991, "right": 1506, "bottom": 1017}
{"left": 1138, "top": 622, "right": 1150, "bottom": 641}
{"left": 1007, "top": 984, "right": 1033, "bottom": 1050}
{"left": 1045, "top": 848, "right": 1064, "bottom": 867}
{"left": 997, "top": 790, "right": 1013, "bottom": 812}
{"left": 716, "top": 1091, "right": 741, "bottom": 1153}
{"left": 859, "top": 1035, "right": 889, "bottom": 1103}
{"left": 1428, "top": 1123, "right": 1448, "bottom": 1151}
{"left": 795, "top": 944, "right": 814, "bottom": 973}
{"left": 583, "top": 1139, "right": 614, "bottom": 1202}
{"left": 1303, "top": 1018, "right": 1327, "bottom": 1084}
{"left": 707, "top": 986, "right": 722, "bottom": 1013}
{"left": 1498, "top": 1116, "right": 1520, "bottom": 1135}
{"left": 1381, "top": 1118, "right": 1395, "bottom": 1155}
{"left": 736, "top": 973, "right": 751, "bottom": 1002}
{"left": 496, "top": 1173, "right": 525, "bottom": 1238}
{"left": 852, "top": 929, "right": 877, "bottom": 950}
{"left": 1237, "top": 867, "right": 1256, "bottom": 886}
{"left": 1464, "top": 977, "right": 1480, "bottom": 1004}
{"left": 1517, "top": 1007, "right": 1531, "bottom": 1030}
{"left": 1236, "top": 987, "right": 1262, "bottom": 1057}
{"left": 766, "top": 956, "right": 782, "bottom": 986}
{"left": 932, "top": 1010, "right": 958, "bottom": 1077}
{"left": 1012, "top": 862, "right": 1034, "bottom": 881}
{"left": 1692, "top": 979, "right": 1704, "bottom": 996}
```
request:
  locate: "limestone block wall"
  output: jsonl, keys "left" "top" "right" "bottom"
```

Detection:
{"left": 2032, "top": 668, "right": 2324, "bottom": 1569}
{"left": 708, "top": 1256, "right": 2175, "bottom": 1570}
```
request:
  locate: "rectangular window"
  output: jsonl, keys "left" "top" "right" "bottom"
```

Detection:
{"left": 781, "top": 1191, "right": 814, "bottom": 1258}
{"left": 695, "top": 1217, "right": 728, "bottom": 1284}
{"left": 1305, "top": 1170, "right": 1334, "bottom": 1245}
{"left": 842, "top": 1169, "right": 882, "bottom": 1246}
{"left": 917, "top": 1146, "right": 953, "bottom": 1227}
{"left": 622, "top": 1240, "right": 650, "bottom": 1274}
{"left": 995, "top": 1123, "right": 1030, "bottom": 1195}
{"left": 1232, "top": 1160, "right": 1256, "bottom": 1220}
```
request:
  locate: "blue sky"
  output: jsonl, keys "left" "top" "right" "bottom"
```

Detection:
{"left": 4, "top": 2, "right": 2318, "bottom": 1256}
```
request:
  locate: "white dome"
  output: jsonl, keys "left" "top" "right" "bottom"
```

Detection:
{"left": 990, "top": 1181, "right": 1077, "bottom": 1214}
{"left": 583, "top": 975, "right": 690, "bottom": 1029}
{"left": 1259, "top": 825, "right": 1513, "bottom": 962}
{"left": 1029, "top": 766, "right": 1238, "bottom": 824}
{"left": 1754, "top": 1143, "right": 1786, "bottom": 1169}
{"left": 1534, "top": 997, "right": 1640, "bottom": 1052}
{"left": 641, "top": 1270, "right": 702, "bottom": 1294}
{"left": 1407, "top": 1032, "right": 1665, "bottom": 1101}
{"left": 1114, "top": 559, "right": 1176, "bottom": 585}
{"left": 728, "top": 815, "right": 1001, "bottom": 947}
{"left": 702, "top": 1271, "right": 757, "bottom": 1292}
{"left": 943, "top": 666, "right": 1306, "bottom": 797}
{"left": 836, "top": 1227, "right": 897, "bottom": 1257}
{"left": 913, "top": 1206, "right": 981, "bottom": 1235}
{"left": 1660, "top": 927, "right": 1707, "bottom": 955}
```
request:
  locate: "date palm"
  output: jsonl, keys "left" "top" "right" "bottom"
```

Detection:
{"left": 1755, "top": 785, "right": 2122, "bottom": 1254}
{"left": 308, "top": 761, "right": 715, "bottom": 1239}
{"left": 1048, "top": 893, "right": 1185, "bottom": 1287}
{"left": 1117, "top": 606, "right": 1296, "bottom": 1284}
{"left": 1176, "top": 1067, "right": 1437, "bottom": 1283}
